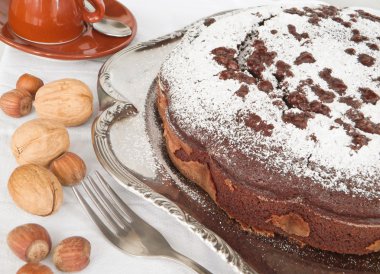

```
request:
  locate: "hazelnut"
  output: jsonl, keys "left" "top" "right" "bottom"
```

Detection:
{"left": 17, "top": 263, "right": 53, "bottom": 274}
{"left": 7, "top": 223, "right": 51, "bottom": 262}
{"left": 34, "top": 78, "right": 93, "bottom": 126}
{"left": 366, "top": 239, "right": 380, "bottom": 252}
{"left": 11, "top": 118, "right": 70, "bottom": 166}
{"left": 0, "top": 89, "right": 32, "bottom": 117}
{"left": 53, "top": 236, "right": 91, "bottom": 272}
{"left": 16, "top": 73, "right": 44, "bottom": 98}
{"left": 49, "top": 152, "right": 87, "bottom": 186}
{"left": 8, "top": 164, "right": 63, "bottom": 216}
{"left": 270, "top": 213, "right": 310, "bottom": 237}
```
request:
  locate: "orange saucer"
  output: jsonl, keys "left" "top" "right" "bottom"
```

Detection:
{"left": 0, "top": 0, "right": 137, "bottom": 60}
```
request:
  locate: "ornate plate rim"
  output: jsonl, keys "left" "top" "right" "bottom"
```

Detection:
{"left": 94, "top": 10, "right": 255, "bottom": 274}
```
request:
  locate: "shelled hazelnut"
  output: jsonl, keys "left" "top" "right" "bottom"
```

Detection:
{"left": 16, "top": 73, "right": 44, "bottom": 98}
{"left": 50, "top": 152, "right": 87, "bottom": 186}
{"left": 0, "top": 89, "right": 32, "bottom": 117}
{"left": 7, "top": 223, "right": 51, "bottom": 262}
{"left": 53, "top": 236, "right": 91, "bottom": 272}
{"left": 16, "top": 263, "right": 53, "bottom": 274}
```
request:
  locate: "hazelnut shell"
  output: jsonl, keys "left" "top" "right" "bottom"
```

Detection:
{"left": 0, "top": 89, "right": 32, "bottom": 118}
{"left": 7, "top": 223, "right": 51, "bottom": 262}
{"left": 49, "top": 152, "right": 87, "bottom": 186}
{"left": 16, "top": 263, "right": 53, "bottom": 274}
{"left": 53, "top": 236, "right": 91, "bottom": 272}
{"left": 16, "top": 73, "right": 44, "bottom": 97}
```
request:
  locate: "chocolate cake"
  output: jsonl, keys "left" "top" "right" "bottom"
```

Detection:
{"left": 157, "top": 5, "right": 380, "bottom": 254}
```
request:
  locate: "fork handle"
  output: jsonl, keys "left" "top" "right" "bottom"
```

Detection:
{"left": 165, "top": 250, "right": 212, "bottom": 274}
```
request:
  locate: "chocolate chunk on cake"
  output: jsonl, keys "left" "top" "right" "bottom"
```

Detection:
{"left": 157, "top": 5, "right": 380, "bottom": 254}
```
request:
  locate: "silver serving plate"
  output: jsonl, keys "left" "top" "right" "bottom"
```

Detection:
{"left": 94, "top": 10, "right": 380, "bottom": 274}
{"left": 94, "top": 11, "right": 253, "bottom": 274}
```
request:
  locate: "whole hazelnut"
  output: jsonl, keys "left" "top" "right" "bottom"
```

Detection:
{"left": 53, "top": 236, "right": 91, "bottom": 272}
{"left": 49, "top": 152, "right": 87, "bottom": 186}
{"left": 0, "top": 89, "right": 32, "bottom": 117}
{"left": 8, "top": 164, "right": 63, "bottom": 216}
{"left": 16, "top": 73, "right": 44, "bottom": 98}
{"left": 7, "top": 223, "right": 51, "bottom": 262}
{"left": 17, "top": 263, "right": 53, "bottom": 274}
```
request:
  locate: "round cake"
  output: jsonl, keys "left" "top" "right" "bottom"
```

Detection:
{"left": 157, "top": 5, "right": 380, "bottom": 254}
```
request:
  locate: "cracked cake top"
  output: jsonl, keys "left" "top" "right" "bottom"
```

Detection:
{"left": 159, "top": 5, "right": 380, "bottom": 200}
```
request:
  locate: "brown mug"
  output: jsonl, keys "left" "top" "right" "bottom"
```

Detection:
{"left": 8, "top": 0, "right": 105, "bottom": 44}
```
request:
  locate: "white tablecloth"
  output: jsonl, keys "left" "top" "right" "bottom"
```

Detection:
{"left": 0, "top": 1, "right": 378, "bottom": 273}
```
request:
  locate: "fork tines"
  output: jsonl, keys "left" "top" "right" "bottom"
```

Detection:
{"left": 73, "top": 171, "right": 138, "bottom": 236}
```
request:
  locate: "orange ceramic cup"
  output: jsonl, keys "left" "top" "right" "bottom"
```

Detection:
{"left": 8, "top": 0, "right": 105, "bottom": 44}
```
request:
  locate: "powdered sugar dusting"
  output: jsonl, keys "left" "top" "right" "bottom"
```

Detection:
{"left": 160, "top": 5, "right": 380, "bottom": 199}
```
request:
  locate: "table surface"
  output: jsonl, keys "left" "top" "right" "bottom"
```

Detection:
{"left": 0, "top": 1, "right": 379, "bottom": 274}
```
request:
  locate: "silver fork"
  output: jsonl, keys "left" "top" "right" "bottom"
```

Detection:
{"left": 72, "top": 171, "right": 212, "bottom": 274}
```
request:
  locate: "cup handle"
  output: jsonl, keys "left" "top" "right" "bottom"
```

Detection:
{"left": 79, "top": 0, "right": 105, "bottom": 23}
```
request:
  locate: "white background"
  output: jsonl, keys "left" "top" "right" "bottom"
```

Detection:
{"left": 0, "top": 1, "right": 379, "bottom": 274}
